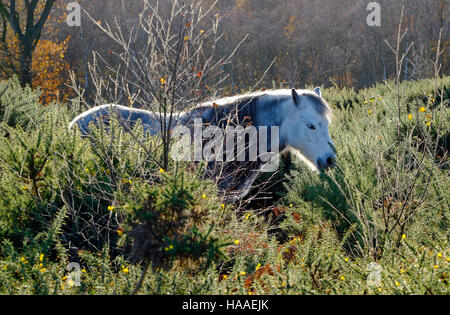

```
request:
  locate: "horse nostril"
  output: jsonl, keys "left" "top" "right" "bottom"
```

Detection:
{"left": 327, "top": 157, "right": 333, "bottom": 166}
{"left": 318, "top": 156, "right": 335, "bottom": 170}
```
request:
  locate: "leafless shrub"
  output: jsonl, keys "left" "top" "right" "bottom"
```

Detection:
{"left": 325, "top": 7, "right": 448, "bottom": 259}
{"left": 70, "top": 0, "right": 246, "bottom": 170}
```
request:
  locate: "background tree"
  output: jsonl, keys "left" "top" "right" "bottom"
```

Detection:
{"left": 0, "top": 0, "right": 57, "bottom": 87}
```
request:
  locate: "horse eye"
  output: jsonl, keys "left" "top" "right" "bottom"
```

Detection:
{"left": 307, "top": 124, "right": 316, "bottom": 130}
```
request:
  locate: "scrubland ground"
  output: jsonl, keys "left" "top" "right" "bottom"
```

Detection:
{"left": 0, "top": 76, "right": 448, "bottom": 295}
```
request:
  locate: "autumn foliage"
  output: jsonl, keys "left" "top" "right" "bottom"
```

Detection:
{"left": 0, "top": 1, "right": 70, "bottom": 105}
{"left": 31, "top": 36, "right": 71, "bottom": 104}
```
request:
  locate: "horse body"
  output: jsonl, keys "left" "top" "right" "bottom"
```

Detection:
{"left": 69, "top": 88, "right": 336, "bottom": 200}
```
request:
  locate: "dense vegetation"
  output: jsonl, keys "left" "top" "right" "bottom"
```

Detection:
{"left": 0, "top": 75, "right": 448, "bottom": 295}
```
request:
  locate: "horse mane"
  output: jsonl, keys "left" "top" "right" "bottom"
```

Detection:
{"left": 191, "top": 89, "right": 332, "bottom": 123}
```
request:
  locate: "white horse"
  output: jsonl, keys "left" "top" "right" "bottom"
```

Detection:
{"left": 70, "top": 88, "right": 336, "bottom": 200}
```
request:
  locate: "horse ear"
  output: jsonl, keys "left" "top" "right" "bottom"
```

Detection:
{"left": 314, "top": 87, "right": 322, "bottom": 97}
{"left": 292, "top": 89, "right": 301, "bottom": 107}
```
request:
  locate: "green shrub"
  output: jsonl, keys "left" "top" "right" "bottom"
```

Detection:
{"left": 0, "top": 76, "right": 47, "bottom": 130}
{"left": 119, "top": 167, "right": 229, "bottom": 273}
{"left": 284, "top": 76, "right": 449, "bottom": 261}
{"left": 0, "top": 76, "right": 448, "bottom": 295}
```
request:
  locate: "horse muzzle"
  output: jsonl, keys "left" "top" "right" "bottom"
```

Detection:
{"left": 317, "top": 153, "right": 336, "bottom": 171}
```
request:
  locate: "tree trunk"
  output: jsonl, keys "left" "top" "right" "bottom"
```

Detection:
{"left": 19, "top": 42, "right": 33, "bottom": 88}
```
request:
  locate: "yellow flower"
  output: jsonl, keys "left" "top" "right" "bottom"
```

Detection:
{"left": 402, "top": 234, "right": 406, "bottom": 240}
{"left": 221, "top": 204, "right": 225, "bottom": 209}
{"left": 40, "top": 268, "right": 47, "bottom": 273}
{"left": 121, "top": 266, "right": 129, "bottom": 273}
{"left": 81, "top": 268, "right": 86, "bottom": 273}
{"left": 62, "top": 275, "right": 68, "bottom": 281}
{"left": 340, "top": 276, "right": 345, "bottom": 281}
{"left": 200, "top": 30, "right": 205, "bottom": 34}
{"left": 437, "top": 253, "right": 442, "bottom": 258}
{"left": 117, "top": 229, "right": 124, "bottom": 237}
{"left": 419, "top": 107, "right": 426, "bottom": 113}
{"left": 395, "top": 281, "right": 400, "bottom": 286}
{"left": 289, "top": 204, "right": 294, "bottom": 208}
{"left": 400, "top": 268, "right": 406, "bottom": 274}
{"left": 234, "top": 240, "right": 240, "bottom": 245}
{"left": 184, "top": 35, "right": 189, "bottom": 41}
{"left": 240, "top": 271, "right": 246, "bottom": 276}
{"left": 160, "top": 78, "right": 166, "bottom": 85}
{"left": 39, "top": 254, "right": 44, "bottom": 262}
{"left": 201, "top": 194, "right": 207, "bottom": 199}
{"left": 408, "top": 114, "right": 413, "bottom": 121}
{"left": 222, "top": 275, "right": 228, "bottom": 280}
{"left": 169, "top": 245, "right": 174, "bottom": 250}
{"left": 255, "top": 263, "right": 261, "bottom": 271}
{"left": 248, "top": 291, "right": 253, "bottom": 295}
{"left": 108, "top": 205, "right": 114, "bottom": 211}
{"left": 21, "top": 185, "right": 28, "bottom": 191}
{"left": 344, "top": 257, "right": 349, "bottom": 262}
{"left": 434, "top": 265, "right": 439, "bottom": 269}
{"left": 159, "top": 168, "right": 165, "bottom": 174}
{"left": 67, "top": 279, "right": 75, "bottom": 287}
{"left": 368, "top": 110, "right": 373, "bottom": 115}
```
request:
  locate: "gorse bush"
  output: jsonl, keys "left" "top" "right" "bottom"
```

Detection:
{"left": 0, "top": 76, "right": 47, "bottom": 130}
{"left": 0, "top": 101, "right": 163, "bottom": 251}
{"left": 284, "top": 76, "right": 449, "bottom": 259}
{"left": 120, "top": 167, "right": 229, "bottom": 272}
{"left": 0, "top": 76, "right": 448, "bottom": 295}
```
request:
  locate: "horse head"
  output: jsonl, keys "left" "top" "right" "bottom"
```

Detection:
{"left": 281, "top": 88, "right": 336, "bottom": 171}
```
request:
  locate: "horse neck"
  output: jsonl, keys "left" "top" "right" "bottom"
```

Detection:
{"left": 272, "top": 100, "right": 295, "bottom": 152}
